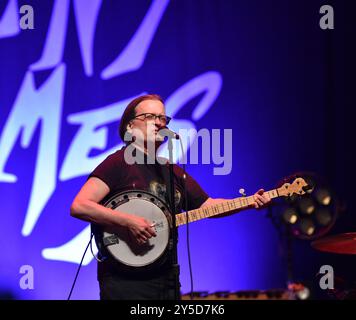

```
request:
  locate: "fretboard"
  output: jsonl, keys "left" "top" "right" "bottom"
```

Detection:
{"left": 175, "top": 189, "right": 280, "bottom": 227}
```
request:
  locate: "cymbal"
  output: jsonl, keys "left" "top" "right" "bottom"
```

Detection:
{"left": 311, "top": 233, "right": 356, "bottom": 255}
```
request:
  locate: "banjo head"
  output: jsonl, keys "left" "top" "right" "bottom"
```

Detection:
{"left": 98, "top": 190, "right": 172, "bottom": 269}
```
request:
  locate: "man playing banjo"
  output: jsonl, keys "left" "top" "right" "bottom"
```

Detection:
{"left": 70, "top": 94, "right": 271, "bottom": 300}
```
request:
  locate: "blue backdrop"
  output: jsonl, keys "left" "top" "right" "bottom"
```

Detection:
{"left": 1, "top": 0, "right": 355, "bottom": 299}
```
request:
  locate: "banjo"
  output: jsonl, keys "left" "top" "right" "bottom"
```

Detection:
{"left": 93, "top": 177, "right": 309, "bottom": 271}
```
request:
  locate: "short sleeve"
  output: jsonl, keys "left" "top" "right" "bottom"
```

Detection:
{"left": 88, "top": 151, "right": 126, "bottom": 192}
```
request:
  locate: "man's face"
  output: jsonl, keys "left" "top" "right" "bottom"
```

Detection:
{"left": 128, "top": 99, "right": 166, "bottom": 147}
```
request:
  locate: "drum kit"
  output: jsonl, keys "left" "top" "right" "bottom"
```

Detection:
{"left": 312, "top": 232, "right": 356, "bottom": 300}
{"left": 311, "top": 232, "right": 356, "bottom": 255}
{"left": 181, "top": 233, "right": 356, "bottom": 300}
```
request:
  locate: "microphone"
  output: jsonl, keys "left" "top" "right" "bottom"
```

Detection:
{"left": 157, "top": 127, "right": 180, "bottom": 140}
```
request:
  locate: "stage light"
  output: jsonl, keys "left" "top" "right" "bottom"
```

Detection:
{"left": 267, "top": 172, "right": 340, "bottom": 297}
{"left": 282, "top": 208, "right": 298, "bottom": 224}
{"left": 295, "top": 286, "right": 310, "bottom": 300}
{"left": 271, "top": 172, "right": 339, "bottom": 241}
{"left": 298, "top": 196, "right": 315, "bottom": 215}
{"left": 315, "top": 208, "right": 332, "bottom": 226}
{"left": 287, "top": 283, "right": 311, "bottom": 300}
{"left": 315, "top": 188, "right": 331, "bottom": 206}
{"left": 299, "top": 218, "right": 315, "bottom": 236}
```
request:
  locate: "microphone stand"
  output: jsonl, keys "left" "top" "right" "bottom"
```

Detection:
{"left": 166, "top": 136, "right": 180, "bottom": 300}
{"left": 267, "top": 205, "right": 295, "bottom": 288}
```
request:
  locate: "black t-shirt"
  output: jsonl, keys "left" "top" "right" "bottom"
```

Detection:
{"left": 89, "top": 146, "right": 209, "bottom": 212}
{"left": 88, "top": 146, "right": 209, "bottom": 279}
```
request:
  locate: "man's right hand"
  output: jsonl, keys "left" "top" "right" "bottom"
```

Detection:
{"left": 125, "top": 215, "right": 157, "bottom": 245}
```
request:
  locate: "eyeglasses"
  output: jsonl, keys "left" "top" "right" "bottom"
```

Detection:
{"left": 133, "top": 113, "right": 171, "bottom": 125}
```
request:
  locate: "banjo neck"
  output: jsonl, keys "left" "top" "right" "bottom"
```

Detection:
{"left": 175, "top": 189, "right": 279, "bottom": 227}
{"left": 96, "top": 178, "right": 309, "bottom": 269}
{"left": 175, "top": 177, "right": 310, "bottom": 227}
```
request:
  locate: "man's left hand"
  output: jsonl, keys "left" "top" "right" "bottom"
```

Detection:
{"left": 252, "top": 189, "right": 271, "bottom": 209}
